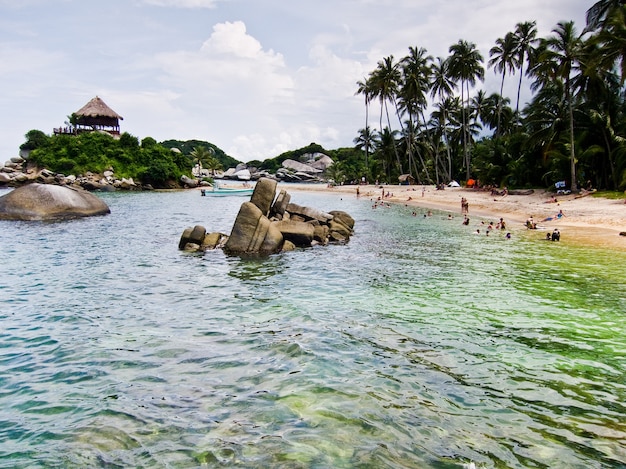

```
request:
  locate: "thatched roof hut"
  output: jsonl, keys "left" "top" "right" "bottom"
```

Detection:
{"left": 74, "top": 96, "right": 123, "bottom": 134}
{"left": 398, "top": 174, "right": 415, "bottom": 185}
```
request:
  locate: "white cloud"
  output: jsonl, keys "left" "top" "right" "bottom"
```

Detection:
{"left": 142, "top": 0, "right": 221, "bottom": 8}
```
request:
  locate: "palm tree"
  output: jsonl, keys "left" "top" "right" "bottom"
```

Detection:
{"left": 513, "top": 21, "right": 538, "bottom": 118}
{"left": 448, "top": 40, "right": 485, "bottom": 180}
{"left": 591, "top": 5, "right": 626, "bottom": 84}
{"left": 585, "top": 0, "right": 626, "bottom": 32}
{"left": 430, "top": 57, "right": 457, "bottom": 180}
{"left": 354, "top": 126, "right": 375, "bottom": 175}
{"left": 399, "top": 46, "right": 433, "bottom": 181}
{"left": 489, "top": 32, "right": 519, "bottom": 136}
{"left": 355, "top": 78, "right": 373, "bottom": 169}
{"left": 190, "top": 146, "right": 216, "bottom": 177}
{"left": 537, "top": 21, "right": 583, "bottom": 191}
{"left": 368, "top": 56, "right": 403, "bottom": 173}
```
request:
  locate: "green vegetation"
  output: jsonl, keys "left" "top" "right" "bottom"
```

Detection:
{"left": 21, "top": 132, "right": 243, "bottom": 188}
{"left": 24, "top": 131, "right": 192, "bottom": 187}
{"left": 353, "top": 1, "right": 626, "bottom": 191}
{"left": 160, "top": 139, "right": 239, "bottom": 171}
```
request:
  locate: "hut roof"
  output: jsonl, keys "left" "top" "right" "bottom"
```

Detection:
{"left": 75, "top": 96, "right": 123, "bottom": 120}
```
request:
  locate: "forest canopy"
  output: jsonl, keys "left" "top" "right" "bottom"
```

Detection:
{"left": 352, "top": 0, "right": 626, "bottom": 191}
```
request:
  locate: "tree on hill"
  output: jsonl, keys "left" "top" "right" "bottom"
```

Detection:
{"left": 160, "top": 139, "right": 240, "bottom": 170}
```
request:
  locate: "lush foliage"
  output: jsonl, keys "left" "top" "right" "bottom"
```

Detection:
{"left": 352, "top": 1, "right": 626, "bottom": 191}
{"left": 26, "top": 131, "right": 193, "bottom": 187}
{"left": 160, "top": 139, "right": 239, "bottom": 171}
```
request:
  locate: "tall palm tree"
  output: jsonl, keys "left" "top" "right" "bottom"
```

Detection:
{"left": 355, "top": 78, "right": 373, "bottom": 169}
{"left": 489, "top": 32, "right": 519, "bottom": 136}
{"left": 368, "top": 56, "right": 403, "bottom": 173}
{"left": 430, "top": 57, "right": 457, "bottom": 180}
{"left": 513, "top": 21, "right": 538, "bottom": 118}
{"left": 400, "top": 46, "right": 433, "bottom": 181}
{"left": 591, "top": 5, "right": 626, "bottom": 84}
{"left": 448, "top": 40, "right": 485, "bottom": 179}
{"left": 538, "top": 21, "right": 583, "bottom": 191}
{"left": 354, "top": 126, "right": 375, "bottom": 174}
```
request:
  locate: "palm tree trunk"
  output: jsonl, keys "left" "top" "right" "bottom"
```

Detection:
{"left": 566, "top": 79, "right": 577, "bottom": 192}
{"left": 385, "top": 101, "right": 403, "bottom": 174}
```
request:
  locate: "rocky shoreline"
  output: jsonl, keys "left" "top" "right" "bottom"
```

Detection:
{"left": 0, "top": 157, "right": 151, "bottom": 192}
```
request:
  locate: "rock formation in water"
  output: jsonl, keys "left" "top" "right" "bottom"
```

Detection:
{"left": 179, "top": 177, "right": 354, "bottom": 255}
{"left": 0, "top": 183, "right": 111, "bottom": 221}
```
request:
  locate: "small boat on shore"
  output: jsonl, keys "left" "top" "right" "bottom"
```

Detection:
{"left": 200, "top": 182, "right": 254, "bottom": 197}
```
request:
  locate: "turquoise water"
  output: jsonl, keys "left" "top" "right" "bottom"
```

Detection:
{"left": 0, "top": 187, "right": 624, "bottom": 468}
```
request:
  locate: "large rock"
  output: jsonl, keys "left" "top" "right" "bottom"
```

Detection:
{"left": 328, "top": 210, "right": 355, "bottom": 231}
{"left": 270, "top": 189, "right": 291, "bottom": 220}
{"left": 281, "top": 159, "right": 322, "bottom": 174}
{"left": 0, "top": 183, "right": 110, "bottom": 221}
{"left": 272, "top": 220, "right": 315, "bottom": 247}
{"left": 250, "top": 177, "right": 277, "bottom": 216}
{"left": 286, "top": 203, "right": 333, "bottom": 224}
{"left": 224, "top": 202, "right": 283, "bottom": 255}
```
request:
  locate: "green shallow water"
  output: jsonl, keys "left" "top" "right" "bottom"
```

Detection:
{"left": 0, "top": 187, "right": 624, "bottom": 468}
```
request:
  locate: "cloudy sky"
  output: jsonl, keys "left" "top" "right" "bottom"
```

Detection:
{"left": 1, "top": 0, "right": 591, "bottom": 162}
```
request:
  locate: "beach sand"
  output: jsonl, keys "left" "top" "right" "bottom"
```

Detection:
{"left": 279, "top": 182, "right": 626, "bottom": 251}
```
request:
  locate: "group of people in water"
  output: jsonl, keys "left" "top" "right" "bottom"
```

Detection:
{"left": 365, "top": 187, "right": 566, "bottom": 243}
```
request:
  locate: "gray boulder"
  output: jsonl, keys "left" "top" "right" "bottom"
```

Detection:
{"left": 272, "top": 220, "right": 315, "bottom": 247}
{"left": 0, "top": 183, "right": 110, "bottom": 221}
{"left": 287, "top": 203, "right": 333, "bottom": 224}
{"left": 250, "top": 177, "right": 277, "bottom": 216}
{"left": 180, "top": 175, "right": 199, "bottom": 188}
{"left": 328, "top": 210, "right": 355, "bottom": 232}
{"left": 224, "top": 201, "right": 283, "bottom": 255}
{"left": 270, "top": 189, "right": 291, "bottom": 220}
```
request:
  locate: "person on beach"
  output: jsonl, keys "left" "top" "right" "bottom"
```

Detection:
{"left": 551, "top": 229, "right": 561, "bottom": 241}
{"left": 461, "top": 197, "right": 469, "bottom": 214}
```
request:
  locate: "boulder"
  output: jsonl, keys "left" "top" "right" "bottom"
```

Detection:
{"left": 0, "top": 183, "right": 110, "bottom": 221}
{"left": 286, "top": 203, "right": 333, "bottom": 224}
{"left": 281, "top": 159, "right": 321, "bottom": 174}
{"left": 180, "top": 175, "right": 199, "bottom": 188}
{"left": 202, "top": 232, "right": 228, "bottom": 250}
{"left": 312, "top": 224, "right": 329, "bottom": 244}
{"left": 328, "top": 210, "right": 355, "bottom": 231}
{"left": 0, "top": 173, "right": 11, "bottom": 184}
{"left": 250, "top": 177, "right": 277, "bottom": 216}
{"left": 272, "top": 220, "right": 315, "bottom": 247}
{"left": 270, "top": 189, "right": 291, "bottom": 220}
{"left": 329, "top": 219, "right": 352, "bottom": 238}
{"left": 224, "top": 201, "right": 283, "bottom": 255}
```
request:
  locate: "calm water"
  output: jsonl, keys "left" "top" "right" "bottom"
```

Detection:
{"left": 0, "top": 187, "right": 624, "bottom": 469}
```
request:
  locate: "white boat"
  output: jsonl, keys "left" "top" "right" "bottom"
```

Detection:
{"left": 200, "top": 182, "right": 254, "bottom": 197}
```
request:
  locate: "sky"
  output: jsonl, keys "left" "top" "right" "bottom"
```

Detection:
{"left": 0, "top": 0, "right": 591, "bottom": 163}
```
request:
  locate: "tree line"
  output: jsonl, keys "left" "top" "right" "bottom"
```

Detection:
{"left": 352, "top": 0, "right": 626, "bottom": 191}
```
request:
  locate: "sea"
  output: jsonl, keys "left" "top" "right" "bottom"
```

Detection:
{"left": 0, "top": 186, "right": 624, "bottom": 469}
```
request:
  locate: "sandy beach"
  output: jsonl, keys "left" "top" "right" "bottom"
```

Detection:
{"left": 279, "top": 182, "right": 626, "bottom": 251}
